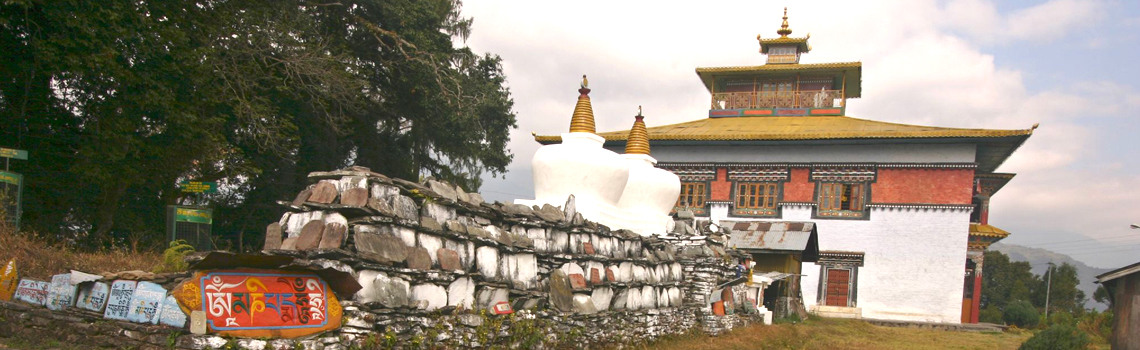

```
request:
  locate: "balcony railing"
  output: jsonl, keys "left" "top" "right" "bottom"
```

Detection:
{"left": 711, "top": 90, "right": 843, "bottom": 110}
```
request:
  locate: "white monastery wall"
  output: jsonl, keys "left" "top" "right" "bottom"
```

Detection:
{"left": 609, "top": 143, "right": 977, "bottom": 164}
{"left": 710, "top": 206, "right": 971, "bottom": 324}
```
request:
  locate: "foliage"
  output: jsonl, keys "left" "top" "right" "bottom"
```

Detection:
{"left": 0, "top": 224, "right": 160, "bottom": 279}
{"left": 980, "top": 305, "right": 1004, "bottom": 324}
{"left": 1092, "top": 285, "right": 1111, "bottom": 308}
{"left": 0, "top": 0, "right": 516, "bottom": 250}
{"left": 1038, "top": 263, "right": 1087, "bottom": 317}
{"left": 1003, "top": 300, "right": 1040, "bottom": 328}
{"left": 981, "top": 251, "right": 1040, "bottom": 310}
{"left": 1017, "top": 324, "right": 1090, "bottom": 350}
{"left": 1075, "top": 310, "right": 1113, "bottom": 344}
{"left": 152, "top": 239, "right": 194, "bottom": 273}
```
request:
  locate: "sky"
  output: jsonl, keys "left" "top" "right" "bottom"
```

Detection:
{"left": 460, "top": 0, "right": 1140, "bottom": 269}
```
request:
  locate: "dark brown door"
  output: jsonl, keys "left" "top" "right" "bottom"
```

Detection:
{"left": 825, "top": 269, "right": 851, "bottom": 307}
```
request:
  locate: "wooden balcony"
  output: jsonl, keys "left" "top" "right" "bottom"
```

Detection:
{"left": 711, "top": 90, "right": 843, "bottom": 110}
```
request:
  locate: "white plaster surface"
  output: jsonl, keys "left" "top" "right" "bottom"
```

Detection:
{"left": 528, "top": 132, "right": 630, "bottom": 221}
{"left": 476, "top": 246, "right": 499, "bottom": 280}
{"left": 591, "top": 287, "right": 613, "bottom": 311}
{"left": 616, "top": 154, "right": 681, "bottom": 220}
{"left": 411, "top": 284, "right": 447, "bottom": 311}
{"left": 448, "top": 278, "right": 476, "bottom": 309}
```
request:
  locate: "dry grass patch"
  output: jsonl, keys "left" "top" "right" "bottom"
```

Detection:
{"left": 641, "top": 317, "right": 1031, "bottom": 350}
{"left": 0, "top": 225, "right": 162, "bottom": 280}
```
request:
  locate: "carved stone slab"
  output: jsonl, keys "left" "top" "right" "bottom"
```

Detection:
{"left": 46, "top": 273, "right": 78, "bottom": 311}
{"left": 13, "top": 279, "right": 49, "bottom": 306}
{"left": 126, "top": 281, "right": 166, "bottom": 324}
{"left": 159, "top": 294, "right": 187, "bottom": 328}
{"left": 0, "top": 259, "right": 17, "bottom": 301}
{"left": 75, "top": 281, "right": 111, "bottom": 312}
{"left": 103, "top": 280, "right": 138, "bottom": 321}
{"left": 173, "top": 269, "right": 343, "bottom": 339}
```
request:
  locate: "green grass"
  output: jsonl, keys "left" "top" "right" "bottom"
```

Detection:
{"left": 638, "top": 317, "right": 1033, "bottom": 350}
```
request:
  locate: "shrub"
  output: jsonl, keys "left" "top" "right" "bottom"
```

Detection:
{"left": 1018, "top": 324, "right": 1090, "bottom": 350}
{"left": 1003, "top": 300, "right": 1039, "bottom": 328}
{"left": 1046, "top": 310, "right": 1075, "bottom": 327}
{"left": 152, "top": 240, "right": 195, "bottom": 273}
{"left": 980, "top": 305, "right": 1003, "bottom": 324}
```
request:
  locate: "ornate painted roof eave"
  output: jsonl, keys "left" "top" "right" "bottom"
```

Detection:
{"left": 696, "top": 62, "right": 863, "bottom": 98}
{"left": 969, "top": 223, "right": 1011, "bottom": 239}
{"left": 759, "top": 36, "right": 810, "bottom": 53}
{"left": 976, "top": 173, "right": 1016, "bottom": 196}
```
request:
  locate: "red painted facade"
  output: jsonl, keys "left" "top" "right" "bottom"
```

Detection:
{"left": 710, "top": 168, "right": 732, "bottom": 201}
{"left": 871, "top": 168, "right": 974, "bottom": 205}
{"left": 783, "top": 168, "right": 814, "bottom": 202}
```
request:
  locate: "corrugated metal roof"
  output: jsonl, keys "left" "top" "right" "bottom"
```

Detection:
{"left": 725, "top": 221, "right": 816, "bottom": 252}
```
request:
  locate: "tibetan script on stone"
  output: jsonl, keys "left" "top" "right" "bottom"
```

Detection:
{"left": 46, "top": 273, "right": 78, "bottom": 311}
{"left": 103, "top": 280, "right": 138, "bottom": 321}
{"left": 126, "top": 281, "right": 166, "bottom": 324}
{"left": 13, "top": 279, "right": 49, "bottom": 305}
{"left": 159, "top": 294, "right": 188, "bottom": 328}
{"left": 174, "top": 270, "right": 342, "bottom": 338}
{"left": 76, "top": 281, "right": 110, "bottom": 312}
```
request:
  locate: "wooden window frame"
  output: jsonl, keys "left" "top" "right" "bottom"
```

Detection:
{"left": 735, "top": 182, "right": 779, "bottom": 210}
{"left": 816, "top": 182, "right": 868, "bottom": 219}
{"left": 676, "top": 182, "right": 707, "bottom": 209}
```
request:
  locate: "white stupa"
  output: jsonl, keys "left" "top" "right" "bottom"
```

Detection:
{"left": 614, "top": 107, "right": 681, "bottom": 234}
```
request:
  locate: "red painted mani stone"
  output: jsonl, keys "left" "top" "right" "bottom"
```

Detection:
{"left": 568, "top": 273, "right": 587, "bottom": 289}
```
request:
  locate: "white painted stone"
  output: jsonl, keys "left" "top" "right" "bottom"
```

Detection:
{"left": 527, "top": 228, "right": 547, "bottom": 252}
{"left": 417, "top": 233, "right": 443, "bottom": 265}
{"left": 671, "top": 263, "right": 683, "bottom": 281}
{"left": 370, "top": 183, "right": 400, "bottom": 201}
{"left": 284, "top": 211, "right": 324, "bottom": 238}
{"left": 617, "top": 262, "right": 633, "bottom": 283}
{"left": 611, "top": 289, "right": 628, "bottom": 310}
{"left": 336, "top": 176, "right": 368, "bottom": 192}
{"left": 568, "top": 233, "right": 584, "bottom": 254}
{"left": 549, "top": 230, "right": 569, "bottom": 253}
{"left": 512, "top": 254, "right": 538, "bottom": 290}
{"left": 626, "top": 287, "right": 642, "bottom": 310}
{"left": 641, "top": 286, "right": 656, "bottom": 310}
{"left": 669, "top": 287, "right": 682, "bottom": 307}
{"left": 422, "top": 202, "right": 456, "bottom": 222}
{"left": 411, "top": 284, "right": 447, "bottom": 311}
{"left": 464, "top": 241, "right": 476, "bottom": 270}
{"left": 476, "top": 287, "right": 509, "bottom": 310}
{"left": 591, "top": 287, "right": 613, "bottom": 311}
{"left": 476, "top": 246, "right": 499, "bottom": 280}
{"left": 323, "top": 212, "right": 347, "bottom": 227}
{"left": 572, "top": 293, "right": 597, "bottom": 314}
{"left": 658, "top": 288, "right": 669, "bottom": 308}
{"left": 447, "top": 278, "right": 476, "bottom": 309}
{"left": 559, "top": 262, "right": 584, "bottom": 278}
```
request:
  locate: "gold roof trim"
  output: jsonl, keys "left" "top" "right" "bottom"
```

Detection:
{"left": 624, "top": 107, "right": 650, "bottom": 155}
{"left": 569, "top": 75, "right": 596, "bottom": 134}
{"left": 535, "top": 116, "right": 1034, "bottom": 143}
{"left": 697, "top": 61, "right": 861, "bottom": 73}
{"left": 969, "top": 223, "right": 1011, "bottom": 238}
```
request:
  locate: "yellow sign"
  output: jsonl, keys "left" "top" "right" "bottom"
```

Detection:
{"left": 179, "top": 181, "right": 217, "bottom": 193}
{"left": 0, "top": 259, "right": 17, "bottom": 301}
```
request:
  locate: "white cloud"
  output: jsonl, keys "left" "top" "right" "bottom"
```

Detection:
{"left": 463, "top": 0, "right": 1140, "bottom": 267}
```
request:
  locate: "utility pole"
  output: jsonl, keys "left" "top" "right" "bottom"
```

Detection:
{"left": 1044, "top": 262, "right": 1055, "bottom": 320}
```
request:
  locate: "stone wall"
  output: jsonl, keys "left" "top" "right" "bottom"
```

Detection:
{"left": 0, "top": 166, "right": 760, "bottom": 349}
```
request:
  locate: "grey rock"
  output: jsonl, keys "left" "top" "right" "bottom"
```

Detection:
{"left": 309, "top": 180, "right": 339, "bottom": 204}
{"left": 548, "top": 270, "right": 575, "bottom": 312}
{"left": 676, "top": 210, "right": 695, "bottom": 220}
{"left": 406, "top": 247, "right": 433, "bottom": 270}
{"left": 458, "top": 314, "right": 483, "bottom": 327}
{"left": 464, "top": 193, "right": 485, "bottom": 207}
{"left": 535, "top": 204, "right": 564, "bottom": 222}
{"left": 572, "top": 294, "right": 597, "bottom": 315}
{"left": 502, "top": 203, "right": 534, "bottom": 217}
{"left": 420, "top": 216, "right": 442, "bottom": 232}
{"left": 427, "top": 180, "right": 458, "bottom": 202}
{"left": 340, "top": 187, "right": 369, "bottom": 207}
{"left": 318, "top": 223, "right": 348, "bottom": 249}
{"left": 354, "top": 231, "right": 409, "bottom": 263}
{"left": 444, "top": 220, "right": 466, "bottom": 233}
{"left": 563, "top": 195, "right": 577, "bottom": 222}
{"left": 263, "top": 223, "right": 282, "bottom": 251}
{"left": 390, "top": 195, "right": 419, "bottom": 221}
{"left": 296, "top": 220, "right": 325, "bottom": 250}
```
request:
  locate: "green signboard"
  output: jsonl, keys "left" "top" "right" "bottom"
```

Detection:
{"left": 179, "top": 181, "right": 218, "bottom": 194}
{"left": 0, "top": 171, "right": 19, "bottom": 186}
{"left": 175, "top": 207, "right": 213, "bottom": 224}
{"left": 0, "top": 148, "right": 28, "bottom": 160}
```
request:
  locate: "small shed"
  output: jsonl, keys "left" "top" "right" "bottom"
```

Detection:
{"left": 723, "top": 221, "right": 819, "bottom": 319}
{"left": 1095, "top": 261, "right": 1140, "bottom": 350}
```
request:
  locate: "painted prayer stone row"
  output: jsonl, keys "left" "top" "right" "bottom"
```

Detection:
{"left": 172, "top": 269, "right": 342, "bottom": 339}
{"left": 9, "top": 272, "right": 187, "bottom": 328}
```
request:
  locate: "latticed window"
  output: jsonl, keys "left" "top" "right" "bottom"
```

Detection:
{"left": 736, "top": 182, "right": 778, "bottom": 209}
{"left": 819, "top": 183, "right": 865, "bottom": 211}
{"left": 676, "top": 182, "right": 706, "bottom": 208}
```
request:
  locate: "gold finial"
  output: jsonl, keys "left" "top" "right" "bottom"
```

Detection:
{"left": 625, "top": 106, "right": 650, "bottom": 155}
{"left": 569, "top": 75, "right": 596, "bottom": 133}
{"left": 777, "top": 7, "right": 793, "bottom": 37}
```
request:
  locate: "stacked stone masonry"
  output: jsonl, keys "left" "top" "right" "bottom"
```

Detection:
{"left": 0, "top": 166, "right": 760, "bottom": 349}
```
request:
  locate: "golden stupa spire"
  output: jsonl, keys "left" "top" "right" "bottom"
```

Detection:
{"left": 624, "top": 106, "right": 650, "bottom": 155}
{"left": 569, "top": 74, "right": 596, "bottom": 133}
{"left": 777, "top": 7, "right": 793, "bottom": 37}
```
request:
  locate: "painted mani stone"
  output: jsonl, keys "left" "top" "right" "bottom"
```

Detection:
{"left": 126, "top": 282, "right": 167, "bottom": 324}
{"left": 75, "top": 281, "right": 111, "bottom": 312}
{"left": 159, "top": 295, "right": 188, "bottom": 328}
{"left": 13, "top": 279, "right": 49, "bottom": 305}
{"left": 0, "top": 259, "right": 18, "bottom": 301}
{"left": 173, "top": 269, "right": 343, "bottom": 338}
{"left": 46, "top": 273, "right": 78, "bottom": 311}
{"left": 103, "top": 280, "right": 138, "bottom": 321}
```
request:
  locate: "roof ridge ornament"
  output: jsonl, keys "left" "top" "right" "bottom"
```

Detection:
{"left": 569, "top": 74, "right": 596, "bottom": 133}
{"left": 625, "top": 106, "right": 650, "bottom": 155}
{"left": 777, "top": 7, "right": 793, "bottom": 37}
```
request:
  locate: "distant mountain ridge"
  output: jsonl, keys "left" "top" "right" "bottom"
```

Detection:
{"left": 989, "top": 243, "right": 1112, "bottom": 310}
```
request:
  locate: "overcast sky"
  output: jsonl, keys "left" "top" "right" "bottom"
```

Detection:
{"left": 461, "top": 0, "right": 1140, "bottom": 268}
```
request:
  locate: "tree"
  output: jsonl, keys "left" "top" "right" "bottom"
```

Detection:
{"left": 0, "top": 0, "right": 516, "bottom": 248}
{"left": 981, "top": 250, "right": 1041, "bottom": 310}
{"left": 1037, "top": 263, "right": 1087, "bottom": 316}
{"left": 1092, "top": 285, "right": 1112, "bottom": 308}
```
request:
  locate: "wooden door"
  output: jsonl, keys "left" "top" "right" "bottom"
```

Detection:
{"left": 825, "top": 269, "right": 851, "bottom": 307}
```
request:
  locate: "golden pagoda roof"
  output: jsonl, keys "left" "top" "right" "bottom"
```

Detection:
{"left": 625, "top": 108, "right": 651, "bottom": 155}
{"left": 535, "top": 115, "right": 1035, "bottom": 172}
{"left": 569, "top": 75, "right": 596, "bottom": 133}
{"left": 696, "top": 62, "right": 862, "bottom": 98}
{"left": 969, "top": 223, "right": 1010, "bottom": 238}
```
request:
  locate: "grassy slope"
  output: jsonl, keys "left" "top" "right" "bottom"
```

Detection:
{"left": 641, "top": 317, "right": 1033, "bottom": 350}
{"left": 0, "top": 225, "right": 161, "bottom": 279}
